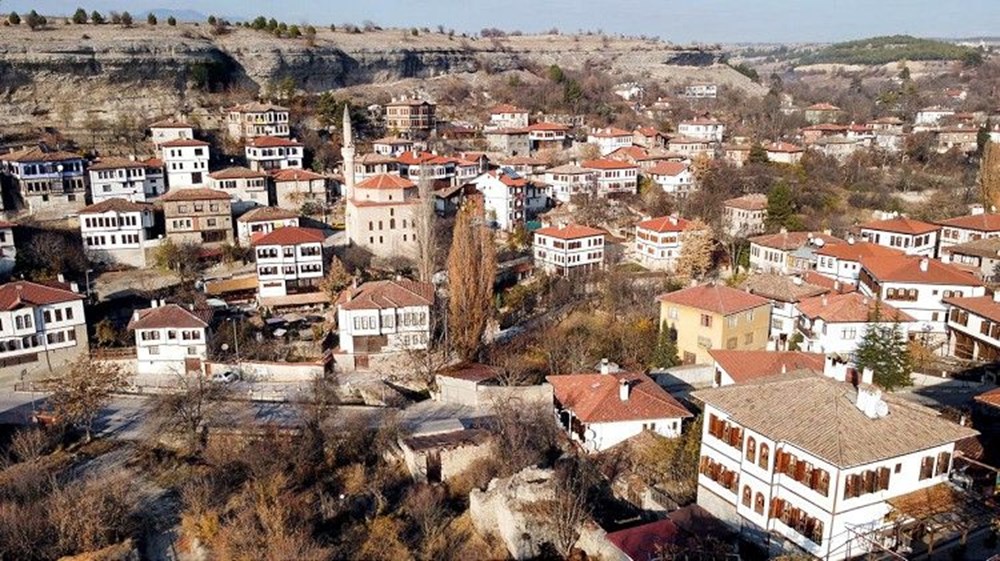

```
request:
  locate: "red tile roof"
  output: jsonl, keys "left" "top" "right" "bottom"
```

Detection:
{"left": 160, "top": 188, "right": 231, "bottom": 202}
{"left": 975, "top": 387, "right": 1000, "bottom": 409}
{"left": 79, "top": 198, "right": 153, "bottom": 214}
{"left": 252, "top": 226, "right": 326, "bottom": 246}
{"left": 861, "top": 216, "right": 940, "bottom": 235}
{"left": 226, "top": 102, "right": 288, "bottom": 113}
{"left": 127, "top": 303, "right": 209, "bottom": 330}
{"left": 0, "top": 146, "right": 83, "bottom": 163}
{"left": 936, "top": 213, "right": 1000, "bottom": 232}
{"left": 608, "top": 146, "right": 650, "bottom": 161}
{"left": 209, "top": 166, "right": 267, "bottom": 180}
{"left": 943, "top": 295, "right": 1000, "bottom": 324}
{"left": 862, "top": 255, "right": 981, "bottom": 286}
{"left": 149, "top": 120, "right": 192, "bottom": 129}
{"left": 766, "top": 141, "right": 804, "bottom": 153}
{"left": 606, "top": 519, "right": 680, "bottom": 561}
{"left": 797, "top": 292, "right": 914, "bottom": 323}
{"left": 160, "top": 138, "right": 210, "bottom": 148}
{"left": 272, "top": 168, "right": 325, "bottom": 182}
{"left": 488, "top": 170, "right": 527, "bottom": 187}
{"left": 355, "top": 174, "right": 416, "bottom": 190}
{"left": 527, "top": 122, "right": 570, "bottom": 132}
{"left": 635, "top": 126, "right": 662, "bottom": 137}
{"left": 749, "top": 231, "right": 844, "bottom": 251}
{"left": 802, "top": 271, "right": 856, "bottom": 293}
{"left": 582, "top": 158, "right": 637, "bottom": 170}
{"left": 647, "top": 161, "right": 689, "bottom": 176}
{"left": 709, "top": 350, "right": 826, "bottom": 383}
{"left": 237, "top": 206, "right": 299, "bottom": 223}
{"left": 490, "top": 103, "right": 527, "bottom": 114}
{"left": 589, "top": 127, "right": 632, "bottom": 138}
{"left": 547, "top": 371, "right": 692, "bottom": 423}
{"left": 336, "top": 279, "right": 434, "bottom": 311}
{"left": 807, "top": 103, "right": 841, "bottom": 111}
{"left": 0, "top": 281, "right": 82, "bottom": 310}
{"left": 816, "top": 241, "right": 904, "bottom": 261}
{"left": 247, "top": 136, "right": 302, "bottom": 148}
{"left": 534, "top": 224, "right": 605, "bottom": 240}
{"left": 88, "top": 157, "right": 150, "bottom": 171}
{"left": 657, "top": 284, "right": 770, "bottom": 316}
{"left": 372, "top": 136, "right": 412, "bottom": 145}
{"left": 637, "top": 216, "right": 691, "bottom": 233}
{"left": 724, "top": 194, "right": 768, "bottom": 211}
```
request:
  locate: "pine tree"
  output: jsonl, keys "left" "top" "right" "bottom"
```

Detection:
{"left": 748, "top": 143, "right": 769, "bottom": 164}
{"left": 765, "top": 181, "right": 795, "bottom": 231}
{"left": 120, "top": 11, "right": 132, "bottom": 26}
{"left": 7, "top": 12, "right": 20, "bottom": 25}
{"left": 447, "top": 201, "right": 497, "bottom": 361}
{"left": 854, "top": 305, "right": 913, "bottom": 391}
{"left": 166, "top": 15, "right": 177, "bottom": 26}
{"left": 71, "top": 7, "right": 87, "bottom": 24}
{"left": 147, "top": 13, "right": 157, "bottom": 25}
{"left": 651, "top": 322, "right": 679, "bottom": 368}
{"left": 90, "top": 10, "right": 104, "bottom": 24}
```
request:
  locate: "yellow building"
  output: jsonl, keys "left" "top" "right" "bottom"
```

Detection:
{"left": 658, "top": 284, "right": 772, "bottom": 365}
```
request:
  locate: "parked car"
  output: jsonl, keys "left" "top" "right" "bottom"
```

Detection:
{"left": 210, "top": 370, "right": 241, "bottom": 384}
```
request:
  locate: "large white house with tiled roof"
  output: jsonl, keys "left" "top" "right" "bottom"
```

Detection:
{"left": 547, "top": 363, "right": 692, "bottom": 452}
{"left": 162, "top": 139, "right": 210, "bottom": 189}
{"left": 88, "top": 157, "right": 164, "bottom": 203}
{"left": 693, "top": 374, "right": 977, "bottom": 561}
{"left": 0, "top": 146, "right": 88, "bottom": 217}
{"left": 634, "top": 215, "right": 692, "bottom": 271}
{"left": 208, "top": 166, "right": 269, "bottom": 212}
{"left": 740, "top": 273, "right": 829, "bottom": 347}
{"left": 677, "top": 117, "right": 725, "bottom": 142}
{"left": 335, "top": 279, "right": 434, "bottom": 358}
{"left": 149, "top": 120, "right": 195, "bottom": 151}
{"left": 815, "top": 240, "right": 904, "bottom": 286}
{"left": 128, "top": 301, "right": 211, "bottom": 376}
{"left": 472, "top": 168, "right": 528, "bottom": 231}
{"left": 796, "top": 292, "right": 914, "bottom": 356}
{"left": 858, "top": 255, "right": 985, "bottom": 336}
{"left": 859, "top": 215, "right": 940, "bottom": 257}
{"left": 252, "top": 227, "right": 326, "bottom": 298}
{"left": 936, "top": 209, "right": 1000, "bottom": 251}
{"left": 236, "top": 206, "right": 300, "bottom": 245}
{"left": 79, "top": 198, "right": 156, "bottom": 268}
{"left": 587, "top": 127, "right": 634, "bottom": 156}
{"left": 722, "top": 194, "right": 768, "bottom": 237}
{"left": 0, "top": 280, "right": 88, "bottom": 380}
{"left": 488, "top": 104, "right": 529, "bottom": 129}
{"left": 581, "top": 158, "right": 638, "bottom": 197}
{"left": 647, "top": 161, "right": 695, "bottom": 196}
{"left": 749, "top": 231, "right": 845, "bottom": 275}
{"left": 245, "top": 136, "right": 304, "bottom": 172}
{"left": 533, "top": 224, "right": 605, "bottom": 276}
{"left": 543, "top": 164, "right": 596, "bottom": 203}
{"left": 225, "top": 102, "right": 290, "bottom": 141}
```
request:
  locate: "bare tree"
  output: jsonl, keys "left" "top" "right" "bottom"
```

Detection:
{"left": 446, "top": 200, "right": 496, "bottom": 360}
{"left": 46, "top": 356, "right": 129, "bottom": 442}
{"left": 981, "top": 140, "right": 1000, "bottom": 209}
{"left": 148, "top": 371, "right": 236, "bottom": 455}
{"left": 415, "top": 164, "right": 438, "bottom": 283}
{"left": 675, "top": 218, "right": 714, "bottom": 280}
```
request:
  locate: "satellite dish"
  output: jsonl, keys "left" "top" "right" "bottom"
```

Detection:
{"left": 876, "top": 401, "right": 890, "bottom": 418}
{"left": 813, "top": 238, "right": 826, "bottom": 247}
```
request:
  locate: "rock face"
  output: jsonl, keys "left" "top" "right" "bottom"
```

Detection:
{"left": 0, "top": 24, "right": 762, "bottom": 131}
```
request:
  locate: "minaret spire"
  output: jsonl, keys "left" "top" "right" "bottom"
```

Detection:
{"left": 341, "top": 105, "right": 357, "bottom": 245}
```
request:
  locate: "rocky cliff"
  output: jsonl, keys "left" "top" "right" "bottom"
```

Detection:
{"left": 0, "top": 23, "right": 764, "bottom": 132}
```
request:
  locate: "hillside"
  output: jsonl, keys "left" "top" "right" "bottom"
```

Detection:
{"left": 0, "top": 22, "right": 765, "bottom": 133}
{"left": 795, "top": 34, "right": 981, "bottom": 66}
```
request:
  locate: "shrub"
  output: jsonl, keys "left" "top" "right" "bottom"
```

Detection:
{"left": 90, "top": 10, "right": 103, "bottom": 24}
{"left": 207, "top": 15, "right": 216, "bottom": 25}
{"left": 120, "top": 11, "right": 132, "bottom": 26}
{"left": 147, "top": 13, "right": 157, "bottom": 25}
{"left": 8, "top": 11, "right": 20, "bottom": 25}
{"left": 71, "top": 8, "right": 87, "bottom": 24}
{"left": 25, "top": 10, "right": 45, "bottom": 30}
{"left": 167, "top": 15, "right": 176, "bottom": 26}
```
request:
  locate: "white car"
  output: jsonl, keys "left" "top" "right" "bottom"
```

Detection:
{"left": 210, "top": 370, "right": 240, "bottom": 384}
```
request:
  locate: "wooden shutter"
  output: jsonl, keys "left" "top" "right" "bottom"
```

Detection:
{"left": 878, "top": 467, "right": 891, "bottom": 491}
{"left": 920, "top": 456, "right": 934, "bottom": 480}
{"left": 936, "top": 452, "right": 951, "bottom": 475}
{"left": 818, "top": 470, "right": 830, "bottom": 497}
{"left": 794, "top": 460, "right": 807, "bottom": 482}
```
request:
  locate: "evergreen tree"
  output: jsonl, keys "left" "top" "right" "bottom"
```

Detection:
{"left": 765, "top": 181, "right": 795, "bottom": 231}
{"left": 24, "top": 10, "right": 45, "bottom": 30}
{"left": 977, "top": 122, "right": 991, "bottom": 157}
{"left": 147, "top": 13, "right": 157, "bottom": 25}
{"left": 71, "top": 7, "right": 87, "bottom": 24}
{"left": 651, "top": 322, "right": 679, "bottom": 368}
{"left": 120, "top": 11, "right": 132, "bottom": 26}
{"left": 7, "top": 12, "right": 20, "bottom": 25}
{"left": 251, "top": 16, "right": 267, "bottom": 30}
{"left": 90, "top": 10, "right": 104, "bottom": 24}
{"left": 748, "top": 143, "right": 769, "bottom": 164}
{"left": 166, "top": 15, "right": 176, "bottom": 26}
{"left": 854, "top": 306, "right": 913, "bottom": 391}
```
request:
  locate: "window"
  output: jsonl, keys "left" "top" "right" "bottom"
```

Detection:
{"left": 759, "top": 444, "right": 770, "bottom": 469}
{"left": 744, "top": 332, "right": 754, "bottom": 345}
{"left": 746, "top": 437, "right": 756, "bottom": 463}
{"left": 148, "top": 346, "right": 160, "bottom": 355}
{"left": 700, "top": 314, "right": 712, "bottom": 328}
{"left": 936, "top": 451, "right": 951, "bottom": 475}
{"left": 919, "top": 456, "right": 935, "bottom": 480}
{"left": 742, "top": 485, "right": 752, "bottom": 507}
{"left": 726, "top": 337, "right": 738, "bottom": 349}
{"left": 754, "top": 493, "right": 765, "bottom": 515}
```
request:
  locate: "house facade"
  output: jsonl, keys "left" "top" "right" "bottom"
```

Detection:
{"left": 543, "top": 164, "right": 597, "bottom": 203}
{"left": 587, "top": 127, "right": 635, "bottom": 156}
{"left": 581, "top": 159, "right": 639, "bottom": 197}
{"left": 79, "top": 199, "right": 156, "bottom": 268}
{"left": 385, "top": 98, "right": 436, "bottom": 135}
{"left": 722, "top": 194, "right": 768, "bottom": 237}
{"left": 944, "top": 293, "right": 1000, "bottom": 362}
{"left": 796, "top": 292, "right": 914, "bottom": 356}
{"left": 488, "top": 104, "right": 530, "bottom": 129}
{"left": 162, "top": 139, "right": 210, "bottom": 189}
{"left": 936, "top": 210, "right": 1000, "bottom": 251}
{"left": 472, "top": 169, "right": 528, "bottom": 231}
{"left": 273, "top": 169, "right": 330, "bottom": 212}
{"left": 128, "top": 302, "right": 210, "bottom": 376}
{"left": 335, "top": 279, "right": 434, "bottom": 356}
{"left": 346, "top": 174, "right": 421, "bottom": 261}
{"left": 692, "top": 375, "right": 977, "bottom": 561}
{"left": 859, "top": 216, "right": 940, "bottom": 257}
{"left": 749, "top": 231, "right": 844, "bottom": 275}
{"left": 814, "top": 241, "right": 904, "bottom": 286}
{"left": 533, "top": 224, "right": 605, "bottom": 276}
{"left": 658, "top": 284, "right": 772, "bottom": 365}
{"left": 208, "top": 167, "right": 270, "bottom": 212}
{"left": 88, "top": 157, "right": 164, "bottom": 203}
{"left": 245, "top": 136, "right": 304, "bottom": 172}
{"left": 226, "top": 102, "right": 290, "bottom": 141}
{"left": 161, "top": 188, "right": 234, "bottom": 246}
{"left": 236, "top": 206, "right": 300, "bottom": 245}
{"left": 0, "top": 146, "right": 88, "bottom": 218}
{"left": 634, "top": 215, "right": 691, "bottom": 271}
{"left": 677, "top": 117, "right": 725, "bottom": 142}
{"left": 253, "top": 227, "right": 326, "bottom": 298}
{"left": 740, "top": 274, "right": 828, "bottom": 347}
{"left": 647, "top": 161, "right": 696, "bottom": 196}
{"left": 149, "top": 120, "right": 195, "bottom": 151}
{"left": 0, "top": 281, "right": 88, "bottom": 379}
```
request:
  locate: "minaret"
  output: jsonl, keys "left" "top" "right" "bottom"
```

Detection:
{"left": 341, "top": 105, "right": 356, "bottom": 243}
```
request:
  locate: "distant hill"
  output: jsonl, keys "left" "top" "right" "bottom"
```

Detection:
{"left": 796, "top": 35, "right": 981, "bottom": 66}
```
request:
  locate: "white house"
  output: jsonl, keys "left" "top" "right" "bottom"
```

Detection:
{"left": 274, "top": 168, "right": 330, "bottom": 212}
{"left": 634, "top": 215, "right": 691, "bottom": 271}
{"left": 79, "top": 198, "right": 156, "bottom": 268}
{"left": 581, "top": 159, "right": 638, "bottom": 197}
{"left": 722, "top": 194, "right": 768, "bottom": 237}
{"left": 647, "top": 161, "right": 695, "bottom": 196}
{"left": 533, "top": 224, "right": 605, "bottom": 276}
{"left": 683, "top": 83, "right": 717, "bottom": 99}
{"left": 915, "top": 106, "right": 955, "bottom": 127}
{"left": 749, "top": 231, "right": 844, "bottom": 275}
{"left": 543, "top": 164, "right": 596, "bottom": 203}
{"left": 612, "top": 82, "right": 644, "bottom": 101}
{"left": 253, "top": 227, "right": 326, "bottom": 298}
{"left": 208, "top": 166, "right": 270, "bottom": 212}
{"left": 371, "top": 136, "right": 416, "bottom": 157}
{"left": 472, "top": 168, "right": 527, "bottom": 232}
{"left": 0, "top": 146, "right": 88, "bottom": 218}
{"left": 236, "top": 206, "right": 300, "bottom": 245}
{"left": 335, "top": 279, "right": 434, "bottom": 355}
{"left": 765, "top": 142, "right": 805, "bottom": 165}
{"left": 587, "top": 127, "right": 635, "bottom": 156}
{"left": 488, "top": 104, "right": 530, "bottom": 129}
{"left": 162, "top": 139, "right": 210, "bottom": 189}
{"left": 547, "top": 366, "right": 692, "bottom": 453}
{"left": 88, "top": 157, "right": 164, "bottom": 202}
{"left": 692, "top": 374, "right": 977, "bottom": 561}
{"left": 149, "top": 120, "right": 195, "bottom": 152}
{"left": 245, "top": 136, "right": 304, "bottom": 172}
{"left": 527, "top": 122, "right": 570, "bottom": 152}
{"left": 936, "top": 208, "right": 1000, "bottom": 251}
{"left": 128, "top": 301, "right": 210, "bottom": 376}
{"left": 0, "top": 280, "right": 88, "bottom": 379}
{"left": 226, "top": 102, "right": 290, "bottom": 141}
{"left": 859, "top": 215, "right": 940, "bottom": 257}
{"left": 858, "top": 255, "right": 985, "bottom": 336}
{"left": 814, "top": 240, "right": 904, "bottom": 287}
{"left": 740, "top": 274, "right": 829, "bottom": 347}
{"left": 708, "top": 349, "right": 826, "bottom": 387}
{"left": 796, "top": 292, "right": 914, "bottom": 356}
{"left": 677, "top": 117, "right": 725, "bottom": 142}
{"left": 944, "top": 293, "right": 1000, "bottom": 361}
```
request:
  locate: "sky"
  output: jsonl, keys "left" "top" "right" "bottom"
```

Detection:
{"left": 6, "top": 0, "right": 1000, "bottom": 43}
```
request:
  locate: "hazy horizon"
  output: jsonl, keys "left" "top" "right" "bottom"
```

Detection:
{"left": 4, "top": 0, "right": 1000, "bottom": 44}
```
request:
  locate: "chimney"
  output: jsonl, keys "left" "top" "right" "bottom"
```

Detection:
{"left": 780, "top": 363, "right": 787, "bottom": 374}
{"left": 600, "top": 358, "right": 610, "bottom": 375}
{"left": 821, "top": 295, "right": 828, "bottom": 307}
{"left": 619, "top": 379, "right": 630, "bottom": 401}
{"left": 970, "top": 204, "right": 985, "bottom": 216}
{"left": 993, "top": 290, "right": 1000, "bottom": 303}
{"left": 57, "top": 273, "right": 65, "bottom": 283}
{"left": 792, "top": 276, "right": 803, "bottom": 286}
{"left": 847, "top": 235, "right": 856, "bottom": 245}
{"left": 919, "top": 257, "right": 929, "bottom": 272}
{"left": 855, "top": 383, "right": 889, "bottom": 419}
{"left": 780, "top": 226, "right": 788, "bottom": 234}
{"left": 833, "top": 280, "right": 841, "bottom": 292}
{"left": 861, "top": 367, "right": 874, "bottom": 385}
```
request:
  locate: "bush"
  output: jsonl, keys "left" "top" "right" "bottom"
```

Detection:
{"left": 167, "top": 15, "right": 176, "bottom": 26}
{"left": 25, "top": 10, "right": 45, "bottom": 30}
{"left": 7, "top": 11, "right": 20, "bottom": 25}
{"left": 207, "top": 15, "right": 216, "bottom": 25}
{"left": 147, "top": 13, "right": 157, "bottom": 25}
{"left": 90, "top": 10, "right": 103, "bottom": 24}
{"left": 120, "top": 11, "right": 132, "bottom": 26}
{"left": 71, "top": 7, "right": 87, "bottom": 24}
